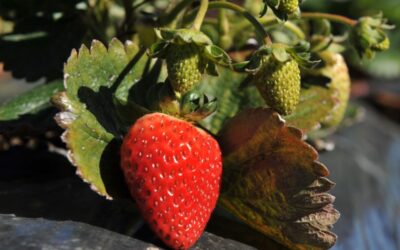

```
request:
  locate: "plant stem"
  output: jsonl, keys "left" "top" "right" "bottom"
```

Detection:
{"left": 192, "top": 0, "right": 209, "bottom": 30}
{"left": 300, "top": 12, "right": 357, "bottom": 26}
{"left": 207, "top": 1, "right": 272, "bottom": 45}
{"left": 235, "top": 16, "right": 306, "bottom": 40}
{"left": 160, "top": 0, "right": 193, "bottom": 26}
{"left": 218, "top": 2, "right": 229, "bottom": 36}
{"left": 218, "top": 0, "right": 231, "bottom": 49}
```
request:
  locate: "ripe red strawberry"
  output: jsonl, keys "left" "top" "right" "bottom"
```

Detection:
{"left": 120, "top": 113, "right": 222, "bottom": 250}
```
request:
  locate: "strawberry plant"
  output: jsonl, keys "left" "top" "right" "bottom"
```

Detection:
{"left": 0, "top": 0, "right": 393, "bottom": 249}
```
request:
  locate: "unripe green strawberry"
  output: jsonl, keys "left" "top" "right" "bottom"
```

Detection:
{"left": 319, "top": 52, "right": 351, "bottom": 128}
{"left": 120, "top": 113, "right": 222, "bottom": 250}
{"left": 166, "top": 43, "right": 205, "bottom": 94}
{"left": 278, "top": 0, "right": 298, "bottom": 14}
{"left": 255, "top": 56, "right": 301, "bottom": 115}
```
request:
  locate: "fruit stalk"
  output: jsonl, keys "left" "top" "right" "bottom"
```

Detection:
{"left": 300, "top": 12, "right": 357, "bottom": 26}
{"left": 218, "top": 0, "right": 232, "bottom": 49}
{"left": 192, "top": 0, "right": 209, "bottom": 30}
{"left": 195, "top": 1, "right": 273, "bottom": 45}
{"left": 160, "top": 0, "right": 194, "bottom": 26}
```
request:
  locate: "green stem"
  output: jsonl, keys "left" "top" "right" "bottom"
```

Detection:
{"left": 235, "top": 16, "right": 306, "bottom": 40}
{"left": 300, "top": 12, "right": 357, "bottom": 26}
{"left": 218, "top": 0, "right": 231, "bottom": 49}
{"left": 218, "top": 3, "right": 229, "bottom": 35}
{"left": 207, "top": 1, "right": 272, "bottom": 45}
{"left": 192, "top": 0, "right": 209, "bottom": 30}
{"left": 159, "top": 0, "right": 194, "bottom": 26}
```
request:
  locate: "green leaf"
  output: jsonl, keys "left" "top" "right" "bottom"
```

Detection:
{"left": 196, "top": 69, "right": 247, "bottom": 134}
{"left": 218, "top": 108, "right": 339, "bottom": 250}
{"left": 53, "top": 39, "right": 148, "bottom": 199}
{"left": 0, "top": 80, "right": 63, "bottom": 121}
{"left": 285, "top": 84, "right": 338, "bottom": 133}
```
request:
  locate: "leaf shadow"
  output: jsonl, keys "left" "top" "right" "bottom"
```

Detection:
{"left": 77, "top": 48, "right": 147, "bottom": 140}
{"left": 127, "top": 59, "right": 163, "bottom": 107}
{"left": 98, "top": 138, "right": 130, "bottom": 200}
{"left": 75, "top": 49, "right": 148, "bottom": 200}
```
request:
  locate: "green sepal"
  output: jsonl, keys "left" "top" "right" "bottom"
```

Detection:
{"left": 204, "top": 44, "right": 232, "bottom": 67}
{"left": 180, "top": 89, "right": 217, "bottom": 122}
{"left": 271, "top": 46, "right": 290, "bottom": 62}
{"left": 232, "top": 61, "right": 250, "bottom": 73}
{"left": 244, "top": 41, "right": 318, "bottom": 74}
{"left": 286, "top": 41, "right": 321, "bottom": 68}
{"left": 350, "top": 13, "right": 394, "bottom": 59}
{"left": 241, "top": 47, "right": 273, "bottom": 73}
{"left": 148, "top": 40, "right": 169, "bottom": 58}
{"left": 156, "top": 28, "right": 213, "bottom": 46}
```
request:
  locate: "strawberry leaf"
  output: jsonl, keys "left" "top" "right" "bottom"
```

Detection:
{"left": 285, "top": 83, "right": 338, "bottom": 134}
{"left": 218, "top": 108, "right": 339, "bottom": 249}
{"left": 197, "top": 69, "right": 246, "bottom": 134}
{"left": 198, "top": 66, "right": 339, "bottom": 136}
{"left": 53, "top": 39, "right": 148, "bottom": 199}
{"left": 0, "top": 80, "right": 63, "bottom": 121}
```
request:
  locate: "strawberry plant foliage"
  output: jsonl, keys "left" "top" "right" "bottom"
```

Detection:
{"left": 218, "top": 108, "right": 339, "bottom": 249}
{"left": 53, "top": 39, "right": 148, "bottom": 199}
{"left": 196, "top": 66, "right": 339, "bottom": 135}
{"left": 0, "top": 80, "right": 63, "bottom": 121}
{"left": 2, "top": 0, "right": 394, "bottom": 249}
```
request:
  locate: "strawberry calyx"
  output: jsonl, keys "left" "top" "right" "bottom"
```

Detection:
{"left": 241, "top": 41, "right": 318, "bottom": 74}
{"left": 180, "top": 90, "right": 217, "bottom": 122}
{"left": 145, "top": 80, "right": 218, "bottom": 123}
{"left": 350, "top": 13, "right": 394, "bottom": 59}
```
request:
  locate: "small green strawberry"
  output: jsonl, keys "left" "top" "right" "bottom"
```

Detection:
{"left": 278, "top": 0, "right": 298, "bottom": 15}
{"left": 150, "top": 28, "right": 231, "bottom": 96}
{"left": 255, "top": 56, "right": 301, "bottom": 115}
{"left": 166, "top": 43, "right": 206, "bottom": 94}
{"left": 318, "top": 51, "right": 351, "bottom": 128}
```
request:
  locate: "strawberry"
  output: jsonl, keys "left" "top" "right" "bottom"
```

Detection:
{"left": 278, "top": 0, "right": 299, "bottom": 15}
{"left": 318, "top": 51, "right": 350, "bottom": 129}
{"left": 120, "top": 113, "right": 222, "bottom": 250}
{"left": 166, "top": 43, "right": 206, "bottom": 94}
{"left": 255, "top": 56, "right": 301, "bottom": 115}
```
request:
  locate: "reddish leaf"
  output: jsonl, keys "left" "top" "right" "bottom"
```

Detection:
{"left": 218, "top": 108, "right": 339, "bottom": 250}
